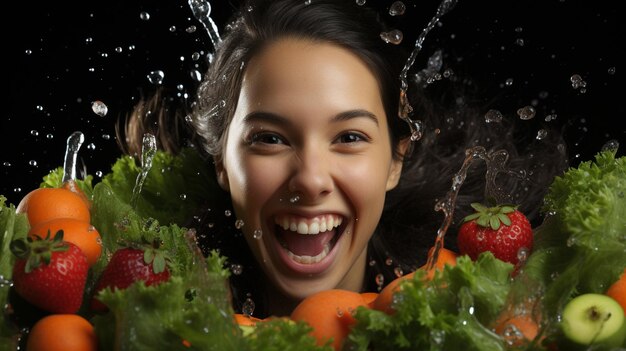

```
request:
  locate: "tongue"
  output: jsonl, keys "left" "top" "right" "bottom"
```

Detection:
{"left": 279, "top": 228, "right": 336, "bottom": 256}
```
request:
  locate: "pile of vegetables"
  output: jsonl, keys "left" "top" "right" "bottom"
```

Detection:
{"left": 0, "top": 148, "right": 624, "bottom": 350}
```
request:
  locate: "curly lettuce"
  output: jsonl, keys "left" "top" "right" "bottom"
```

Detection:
{"left": 523, "top": 150, "right": 626, "bottom": 327}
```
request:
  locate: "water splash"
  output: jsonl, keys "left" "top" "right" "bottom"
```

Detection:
{"left": 61, "top": 131, "right": 85, "bottom": 183}
{"left": 398, "top": 0, "right": 458, "bottom": 141}
{"left": 130, "top": 134, "right": 157, "bottom": 208}
{"left": 425, "top": 146, "right": 520, "bottom": 270}
{"left": 188, "top": 0, "right": 222, "bottom": 51}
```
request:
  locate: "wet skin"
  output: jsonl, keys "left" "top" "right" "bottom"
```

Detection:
{"left": 217, "top": 38, "right": 405, "bottom": 315}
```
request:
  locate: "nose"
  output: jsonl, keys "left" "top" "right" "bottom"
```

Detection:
{"left": 288, "top": 146, "right": 334, "bottom": 202}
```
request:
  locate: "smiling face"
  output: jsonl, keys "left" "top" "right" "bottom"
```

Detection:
{"left": 217, "top": 38, "right": 404, "bottom": 305}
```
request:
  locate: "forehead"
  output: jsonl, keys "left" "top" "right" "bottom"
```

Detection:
{"left": 238, "top": 38, "right": 384, "bottom": 114}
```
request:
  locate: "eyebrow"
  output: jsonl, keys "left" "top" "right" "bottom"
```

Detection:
{"left": 242, "top": 109, "right": 379, "bottom": 126}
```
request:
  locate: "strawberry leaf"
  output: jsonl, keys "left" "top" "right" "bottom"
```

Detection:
{"left": 489, "top": 216, "right": 501, "bottom": 230}
{"left": 153, "top": 254, "right": 166, "bottom": 274}
{"left": 497, "top": 213, "right": 511, "bottom": 226}
{"left": 144, "top": 249, "right": 155, "bottom": 264}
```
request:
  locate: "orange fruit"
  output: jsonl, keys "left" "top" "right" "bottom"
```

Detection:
{"left": 493, "top": 313, "right": 539, "bottom": 346}
{"left": 29, "top": 218, "right": 102, "bottom": 266}
{"left": 418, "top": 246, "right": 459, "bottom": 280}
{"left": 62, "top": 180, "right": 92, "bottom": 210}
{"left": 372, "top": 247, "right": 458, "bottom": 314}
{"left": 17, "top": 187, "right": 91, "bottom": 227}
{"left": 290, "top": 289, "right": 368, "bottom": 350}
{"left": 234, "top": 313, "right": 263, "bottom": 326}
{"left": 606, "top": 268, "right": 626, "bottom": 315}
{"left": 26, "top": 314, "right": 97, "bottom": 351}
{"left": 360, "top": 292, "right": 379, "bottom": 308}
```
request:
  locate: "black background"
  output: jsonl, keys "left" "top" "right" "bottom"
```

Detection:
{"left": 2, "top": 0, "right": 622, "bottom": 207}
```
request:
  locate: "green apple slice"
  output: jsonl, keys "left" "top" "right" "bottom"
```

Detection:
{"left": 561, "top": 293, "right": 626, "bottom": 347}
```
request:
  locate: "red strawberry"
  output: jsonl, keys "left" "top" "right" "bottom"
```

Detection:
{"left": 90, "top": 241, "right": 171, "bottom": 312}
{"left": 10, "top": 230, "right": 89, "bottom": 313}
{"left": 457, "top": 203, "right": 533, "bottom": 266}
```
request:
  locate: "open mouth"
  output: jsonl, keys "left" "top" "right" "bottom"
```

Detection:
{"left": 273, "top": 214, "right": 347, "bottom": 265}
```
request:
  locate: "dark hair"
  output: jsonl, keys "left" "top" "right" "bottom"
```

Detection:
{"left": 190, "top": 0, "right": 410, "bottom": 164}
{"left": 119, "top": 0, "right": 568, "bottom": 317}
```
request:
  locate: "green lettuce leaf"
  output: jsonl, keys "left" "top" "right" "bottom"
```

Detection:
{"left": 101, "top": 147, "right": 219, "bottom": 227}
{"left": 348, "top": 253, "right": 513, "bottom": 350}
{"left": 0, "top": 196, "right": 29, "bottom": 351}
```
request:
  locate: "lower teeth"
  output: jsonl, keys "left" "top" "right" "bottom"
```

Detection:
{"left": 285, "top": 243, "right": 331, "bottom": 264}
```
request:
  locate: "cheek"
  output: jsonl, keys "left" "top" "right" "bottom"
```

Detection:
{"left": 226, "top": 155, "right": 286, "bottom": 218}
{"left": 336, "top": 153, "right": 391, "bottom": 220}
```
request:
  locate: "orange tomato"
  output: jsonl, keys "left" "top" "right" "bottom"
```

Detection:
{"left": 26, "top": 314, "right": 97, "bottom": 351}
{"left": 17, "top": 187, "right": 90, "bottom": 227}
{"left": 372, "top": 247, "right": 458, "bottom": 314}
{"left": 29, "top": 218, "right": 102, "bottom": 266}
{"left": 606, "top": 268, "right": 626, "bottom": 315}
{"left": 290, "top": 289, "right": 368, "bottom": 350}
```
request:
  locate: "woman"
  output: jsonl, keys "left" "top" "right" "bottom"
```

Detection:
{"left": 120, "top": 0, "right": 566, "bottom": 317}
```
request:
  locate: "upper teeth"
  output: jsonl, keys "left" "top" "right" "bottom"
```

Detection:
{"left": 275, "top": 214, "right": 343, "bottom": 235}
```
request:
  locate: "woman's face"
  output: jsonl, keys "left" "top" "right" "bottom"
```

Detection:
{"left": 218, "top": 38, "right": 404, "bottom": 301}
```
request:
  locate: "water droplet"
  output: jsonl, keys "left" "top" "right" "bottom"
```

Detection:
{"left": 515, "top": 38, "right": 524, "bottom": 46}
{"left": 385, "top": 257, "right": 393, "bottom": 266}
{"left": 516, "top": 105, "right": 536, "bottom": 120}
{"left": 304, "top": 0, "right": 312, "bottom": 5}
{"left": 536, "top": 129, "right": 548, "bottom": 140}
{"left": 224, "top": 210, "right": 232, "bottom": 217}
{"left": 102, "top": 134, "right": 111, "bottom": 140}
{"left": 235, "top": 219, "right": 244, "bottom": 229}
{"left": 608, "top": 66, "right": 616, "bottom": 75}
{"left": 289, "top": 195, "right": 300, "bottom": 203}
{"left": 147, "top": 70, "right": 165, "bottom": 85}
{"left": 185, "top": 115, "right": 193, "bottom": 123}
{"left": 190, "top": 69, "right": 202, "bottom": 82}
{"left": 570, "top": 74, "right": 587, "bottom": 90}
{"left": 335, "top": 307, "right": 344, "bottom": 317}
{"left": 505, "top": 78, "right": 514, "bottom": 86}
{"left": 28, "top": 160, "right": 37, "bottom": 167}
{"left": 46, "top": 134, "right": 54, "bottom": 139}
{"left": 375, "top": 273, "right": 385, "bottom": 290}
{"left": 430, "top": 329, "right": 445, "bottom": 345}
{"left": 186, "top": 25, "right": 197, "bottom": 33}
{"left": 139, "top": 11, "right": 150, "bottom": 21}
{"left": 253, "top": 229, "right": 263, "bottom": 239}
{"left": 87, "top": 143, "right": 96, "bottom": 150}
{"left": 393, "top": 266, "right": 403, "bottom": 277}
{"left": 380, "top": 29, "right": 403, "bottom": 45}
{"left": 25, "top": 49, "right": 32, "bottom": 55}
{"left": 179, "top": 194, "right": 187, "bottom": 200}
{"left": 3, "top": 162, "right": 11, "bottom": 167}
{"left": 601, "top": 139, "right": 619, "bottom": 153}
{"left": 545, "top": 114, "right": 557, "bottom": 122}
{"left": 115, "top": 47, "right": 123, "bottom": 53}
{"left": 517, "top": 247, "right": 529, "bottom": 262}
{"left": 484, "top": 109, "right": 503, "bottom": 123}
{"left": 30, "top": 130, "right": 39, "bottom": 136}
{"left": 95, "top": 171, "right": 103, "bottom": 177}
{"left": 389, "top": 1, "right": 406, "bottom": 16}
{"left": 230, "top": 264, "right": 243, "bottom": 275}
{"left": 13, "top": 188, "right": 21, "bottom": 193}
{"left": 368, "top": 259, "right": 376, "bottom": 266}
{"left": 242, "top": 297, "right": 255, "bottom": 316}
{"left": 356, "top": 0, "right": 366, "bottom": 5}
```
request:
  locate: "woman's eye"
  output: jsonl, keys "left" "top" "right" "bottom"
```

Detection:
{"left": 337, "top": 132, "right": 366, "bottom": 144}
{"left": 250, "top": 133, "right": 285, "bottom": 145}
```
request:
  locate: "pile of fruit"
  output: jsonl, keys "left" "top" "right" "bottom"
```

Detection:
{"left": 0, "top": 148, "right": 624, "bottom": 351}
